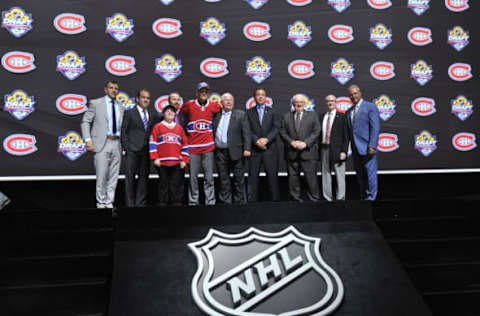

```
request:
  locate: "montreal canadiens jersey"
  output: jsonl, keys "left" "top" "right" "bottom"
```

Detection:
{"left": 180, "top": 99, "right": 221, "bottom": 154}
{"left": 149, "top": 122, "right": 189, "bottom": 166}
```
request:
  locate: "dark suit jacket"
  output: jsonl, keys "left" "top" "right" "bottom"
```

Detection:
{"left": 280, "top": 111, "right": 321, "bottom": 161}
{"left": 121, "top": 106, "right": 160, "bottom": 152}
{"left": 246, "top": 105, "right": 280, "bottom": 156}
{"left": 213, "top": 109, "right": 251, "bottom": 161}
{"left": 319, "top": 111, "right": 349, "bottom": 162}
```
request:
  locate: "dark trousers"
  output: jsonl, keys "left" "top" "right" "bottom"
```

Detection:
{"left": 287, "top": 159, "right": 319, "bottom": 202}
{"left": 248, "top": 153, "right": 280, "bottom": 202}
{"left": 215, "top": 148, "right": 246, "bottom": 204}
{"left": 124, "top": 150, "right": 150, "bottom": 207}
{"left": 156, "top": 164, "right": 185, "bottom": 205}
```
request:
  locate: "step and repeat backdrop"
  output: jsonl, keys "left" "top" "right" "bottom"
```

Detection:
{"left": 0, "top": 0, "right": 478, "bottom": 178}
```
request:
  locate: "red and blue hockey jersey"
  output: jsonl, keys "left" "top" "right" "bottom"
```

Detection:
{"left": 149, "top": 122, "right": 189, "bottom": 166}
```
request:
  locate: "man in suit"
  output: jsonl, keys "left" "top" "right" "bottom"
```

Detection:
{"left": 246, "top": 87, "right": 280, "bottom": 202}
{"left": 213, "top": 93, "right": 251, "bottom": 204}
{"left": 280, "top": 94, "right": 321, "bottom": 202}
{"left": 346, "top": 84, "right": 380, "bottom": 201}
{"left": 320, "top": 95, "right": 349, "bottom": 201}
{"left": 81, "top": 80, "right": 125, "bottom": 209}
{"left": 121, "top": 89, "right": 159, "bottom": 207}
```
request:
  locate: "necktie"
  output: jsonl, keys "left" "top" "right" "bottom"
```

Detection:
{"left": 142, "top": 109, "right": 148, "bottom": 131}
{"left": 111, "top": 98, "right": 117, "bottom": 134}
{"left": 351, "top": 104, "right": 359, "bottom": 124}
{"left": 326, "top": 113, "right": 332, "bottom": 144}
{"left": 258, "top": 106, "right": 264, "bottom": 125}
{"left": 295, "top": 112, "right": 301, "bottom": 132}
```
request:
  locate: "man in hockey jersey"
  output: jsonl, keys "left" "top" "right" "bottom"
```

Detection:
{"left": 179, "top": 82, "right": 221, "bottom": 205}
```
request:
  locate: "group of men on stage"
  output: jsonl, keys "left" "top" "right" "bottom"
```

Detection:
{"left": 81, "top": 80, "right": 380, "bottom": 209}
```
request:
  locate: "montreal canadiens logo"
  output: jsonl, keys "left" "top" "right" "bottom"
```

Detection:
{"left": 328, "top": 25, "right": 354, "bottom": 44}
{"left": 53, "top": 13, "right": 86, "bottom": 35}
{"left": 243, "top": 21, "right": 271, "bottom": 41}
{"left": 328, "top": 0, "right": 351, "bottom": 13}
{"left": 448, "top": 63, "right": 472, "bottom": 82}
{"left": 154, "top": 95, "right": 183, "bottom": 114}
{"left": 452, "top": 132, "right": 477, "bottom": 151}
{"left": 445, "top": 0, "right": 469, "bottom": 12}
{"left": 155, "top": 54, "right": 182, "bottom": 82}
{"left": 287, "top": 0, "right": 312, "bottom": 6}
{"left": 411, "top": 97, "right": 436, "bottom": 117}
{"left": 331, "top": 58, "right": 354, "bottom": 85}
{"left": 56, "top": 94, "right": 88, "bottom": 115}
{"left": 106, "top": 13, "right": 134, "bottom": 42}
{"left": 369, "top": 24, "right": 392, "bottom": 50}
{"left": 57, "top": 131, "right": 87, "bottom": 161}
{"left": 447, "top": 26, "right": 469, "bottom": 52}
{"left": 287, "top": 21, "right": 312, "bottom": 48}
{"left": 200, "top": 57, "right": 229, "bottom": 78}
{"left": 378, "top": 133, "right": 399, "bottom": 152}
{"left": 3, "top": 90, "right": 35, "bottom": 120}
{"left": 152, "top": 18, "right": 182, "bottom": 39}
{"left": 1, "top": 51, "right": 36, "bottom": 73}
{"left": 1, "top": 7, "right": 33, "bottom": 38}
{"left": 367, "top": 0, "right": 392, "bottom": 9}
{"left": 414, "top": 130, "right": 437, "bottom": 157}
{"left": 116, "top": 91, "right": 135, "bottom": 110}
{"left": 105, "top": 55, "right": 136, "bottom": 76}
{"left": 3, "top": 134, "right": 37, "bottom": 156}
{"left": 411, "top": 60, "right": 433, "bottom": 86}
{"left": 56, "top": 50, "right": 86, "bottom": 80}
{"left": 370, "top": 61, "right": 395, "bottom": 80}
{"left": 335, "top": 97, "right": 353, "bottom": 113}
{"left": 200, "top": 17, "right": 226, "bottom": 46}
{"left": 246, "top": 56, "right": 271, "bottom": 84}
{"left": 245, "top": 96, "right": 273, "bottom": 110}
{"left": 408, "top": 0, "right": 430, "bottom": 16}
{"left": 244, "top": 0, "right": 269, "bottom": 10}
{"left": 374, "top": 95, "right": 396, "bottom": 121}
{"left": 193, "top": 119, "right": 212, "bottom": 133}
{"left": 290, "top": 94, "right": 315, "bottom": 112}
{"left": 408, "top": 27, "right": 432, "bottom": 46}
{"left": 451, "top": 95, "right": 473, "bottom": 121}
{"left": 288, "top": 59, "right": 314, "bottom": 79}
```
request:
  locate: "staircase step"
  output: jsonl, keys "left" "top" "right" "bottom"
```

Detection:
{"left": 423, "top": 290, "right": 480, "bottom": 316}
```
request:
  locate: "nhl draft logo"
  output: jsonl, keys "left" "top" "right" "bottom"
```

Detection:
{"left": 155, "top": 54, "right": 182, "bottom": 82}
{"left": 448, "top": 63, "right": 472, "bottom": 82}
{"left": 152, "top": 18, "right": 182, "bottom": 39}
{"left": 447, "top": 26, "right": 469, "bottom": 52}
{"left": 408, "top": 27, "right": 432, "bottom": 46}
{"left": 330, "top": 58, "right": 354, "bottom": 85}
{"left": 367, "top": 0, "right": 392, "bottom": 9}
{"left": 154, "top": 95, "right": 183, "bottom": 114}
{"left": 209, "top": 93, "right": 222, "bottom": 104}
{"left": 1, "top": 7, "right": 33, "bottom": 38}
{"left": 287, "top": 0, "right": 312, "bottom": 6}
{"left": 408, "top": 0, "right": 430, "bottom": 16}
{"left": 370, "top": 61, "right": 396, "bottom": 80}
{"left": 3, "top": 90, "right": 35, "bottom": 120}
{"left": 116, "top": 91, "right": 135, "bottom": 110}
{"left": 3, "top": 134, "right": 37, "bottom": 156}
{"left": 451, "top": 95, "right": 473, "bottom": 121}
{"left": 56, "top": 50, "right": 86, "bottom": 80}
{"left": 189, "top": 226, "right": 344, "bottom": 316}
{"left": 105, "top": 55, "right": 136, "bottom": 76}
{"left": 374, "top": 94, "right": 396, "bottom": 121}
{"left": 328, "top": 25, "right": 354, "bottom": 44}
{"left": 56, "top": 94, "right": 88, "bottom": 115}
{"left": 288, "top": 60, "right": 314, "bottom": 79}
{"left": 200, "top": 17, "right": 226, "bottom": 45}
{"left": 290, "top": 94, "right": 315, "bottom": 112}
{"left": 245, "top": 97, "right": 273, "bottom": 110}
{"left": 378, "top": 133, "right": 399, "bottom": 152}
{"left": 327, "top": 0, "right": 351, "bottom": 13}
{"left": 411, "top": 97, "right": 436, "bottom": 117}
{"left": 106, "top": 13, "right": 134, "bottom": 42}
{"left": 244, "top": 0, "right": 269, "bottom": 10}
{"left": 414, "top": 130, "right": 437, "bottom": 157}
{"left": 160, "top": 0, "right": 175, "bottom": 5}
{"left": 288, "top": 21, "right": 312, "bottom": 48}
{"left": 1, "top": 51, "right": 36, "bottom": 73}
{"left": 246, "top": 56, "right": 271, "bottom": 84}
{"left": 335, "top": 96, "right": 353, "bottom": 113}
{"left": 452, "top": 132, "right": 477, "bottom": 151}
{"left": 57, "top": 131, "right": 87, "bottom": 161}
{"left": 200, "top": 57, "right": 229, "bottom": 78}
{"left": 53, "top": 13, "right": 86, "bottom": 35}
{"left": 369, "top": 23, "right": 392, "bottom": 50}
{"left": 410, "top": 60, "right": 433, "bottom": 86}
{"left": 243, "top": 21, "right": 271, "bottom": 41}
{"left": 445, "top": 0, "right": 469, "bottom": 12}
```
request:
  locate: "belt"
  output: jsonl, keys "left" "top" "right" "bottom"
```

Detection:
{"left": 107, "top": 135, "right": 120, "bottom": 140}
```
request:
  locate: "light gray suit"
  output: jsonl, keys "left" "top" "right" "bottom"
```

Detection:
{"left": 81, "top": 96, "right": 124, "bottom": 207}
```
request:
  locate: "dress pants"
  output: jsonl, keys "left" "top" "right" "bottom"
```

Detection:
{"left": 321, "top": 146, "right": 346, "bottom": 201}
{"left": 353, "top": 152, "right": 378, "bottom": 201}
{"left": 157, "top": 164, "right": 184, "bottom": 205}
{"left": 215, "top": 148, "right": 246, "bottom": 204}
{"left": 287, "top": 159, "right": 320, "bottom": 202}
{"left": 124, "top": 149, "right": 149, "bottom": 207}
{"left": 94, "top": 138, "right": 121, "bottom": 206}
{"left": 248, "top": 153, "right": 280, "bottom": 202}
{"left": 188, "top": 151, "right": 216, "bottom": 205}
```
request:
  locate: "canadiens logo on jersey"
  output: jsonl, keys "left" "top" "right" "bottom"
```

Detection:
{"left": 411, "top": 60, "right": 433, "bottom": 86}
{"left": 200, "top": 17, "right": 226, "bottom": 46}
{"left": 56, "top": 50, "right": 86, "bottom": 80}
{"left": 1, "top": 7, "right": 33, "bottom": 38}
{"left": 370, "top": 23, "right": 392, "bottom": 50}
{"left": 188, "top": 119, "right": 213, "bottom": 133}
{"left": 447, "top": 26, "right": 469, "bottom": 52}
{"left": 374, "top": 95, "right": 396, "bottom": 121}
{"left": 106, "top": 13, "right": 134, "bottom": 42}
{"left": 116, "top": 92, "right": 135, "bottom": 110}
{"left": 57, "top": 131, "right": 87, "bottom": 161}
{"left": 290, "top": 94, "right": 315, "bottom": 112}
{"left": 161, "top": 133, "right": 182, "bottom": 145}
{"left": 327, "top": 0, "right": 351, "bottom": 13}
{"left": 155, "top": 54, "right": 182, "bottom": 82}
{"left": 451, "top": 95, "right": 473, "bottom": 121}
{"left": 244, "top": 0, "right": 269, "bottom": 10}
{"left": 287, "top": 21, "right": 312, "bottom": 48}
{"left": 246, "top": 56, "right": 271, "bottom": 84}
{"left": 3, "top": 90, "right": 35, "bottom": 120}
{"left": 408, "top": 0, "right": 430, "bottom": 16}
{"left": 414, "top": 130, "right": 437, "bottom": 157}
{"left": 330, "top": 58, "right": 354, "bottom": 85}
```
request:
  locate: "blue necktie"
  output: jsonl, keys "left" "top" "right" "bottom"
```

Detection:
{"left": 142, "top": 109, "right": 148, "bottom": 131}
{"left": 258, "top": 105, "right": 264, "bottom": 125}
{"left": 111, "top": 98, "right": 117, "bottom": 134}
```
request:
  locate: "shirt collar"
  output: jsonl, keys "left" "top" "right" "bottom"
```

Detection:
{"left": 161, "top": 120, "right": 176, "bottom": 128}
{"left": 137, "top": 105, "right": 147, "bottom": 112}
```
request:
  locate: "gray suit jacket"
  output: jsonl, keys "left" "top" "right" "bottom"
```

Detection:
{"left": 280, "top": 111, "right": 321, "bottom": 161}
{"left": 81, "top": 96, "right": 125, "bottom": 153}
{"left": 213, "top": 109, "right": 251, "bottom": 161}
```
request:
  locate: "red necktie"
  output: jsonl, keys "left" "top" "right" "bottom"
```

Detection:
{"left": 326, "top": 113, "right": 332, "bottom": 144}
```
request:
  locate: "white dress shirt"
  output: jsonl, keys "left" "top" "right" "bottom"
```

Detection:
{"left": 322, "top": 110, "right": 336, "bottom": 144}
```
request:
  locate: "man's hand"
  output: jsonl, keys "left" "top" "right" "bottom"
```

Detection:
{"left": 86, "top": 141, "right": 95, "bottom": 152}
{"left": 154, "top": 159, "right": 161, "bottom": 167}
{"left": 256, "top": 138, "right": 268, "bottom": 150}
{"left": 243, "top": 150, "right": 251, "bottom": 157}
{"left": 339, "top": 152, "right": 347, "bottom": 161}
{"left": 368, "top": 147, "right": 376, "bottom": 155}
{"left": 180, "top": 161, "right": 186, "bottom": 169}
{"left": 296, "top": 141, "right": 307, "bottom": 150}
{"left": 290, "top": 140, "right": 298, "bottom": 149}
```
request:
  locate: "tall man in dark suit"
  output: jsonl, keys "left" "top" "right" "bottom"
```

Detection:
{"left": 246, "top": 87, "right": 280, "bottom": 202}
{"left": 320, "top": 95, "right": 349, "bottom": 201}
{"left": 346, "top": 85, "right": 380, "bottom": 201}
{"left": 213, "top": 93, "right": 251, "bottom": 204}
{"left": 121, "top": 89, "right": 159, "bottom": 207}
{"left": 280, "top": 94, "right": 321, "bottom": 202}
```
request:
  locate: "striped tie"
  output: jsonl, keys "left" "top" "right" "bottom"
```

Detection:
{"left": 142, "top": 109, "right": 148, "bottom": 131}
